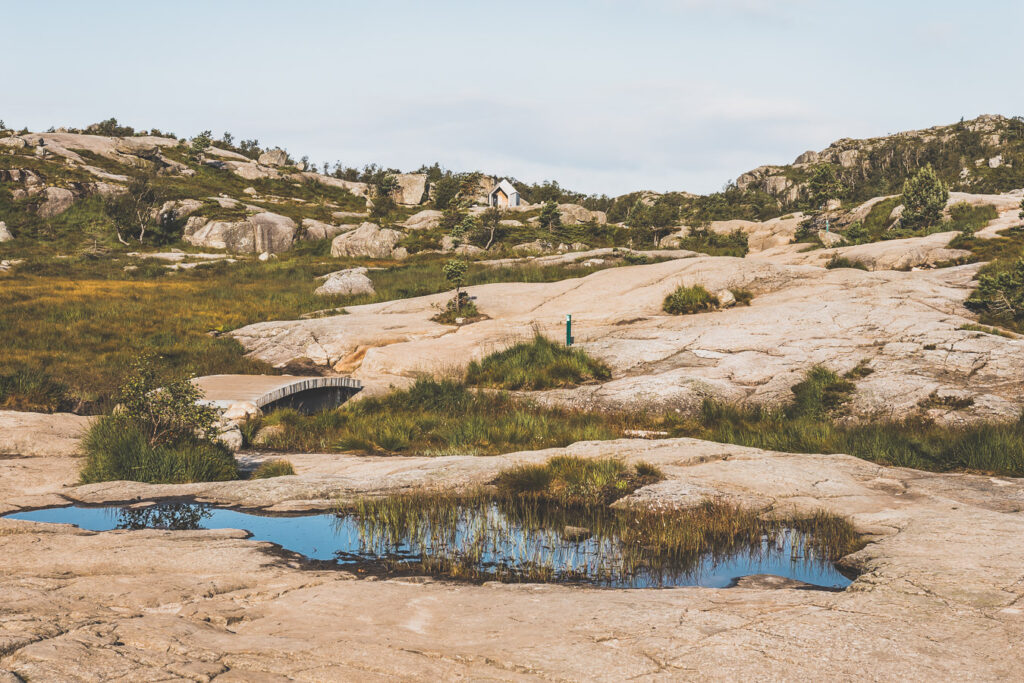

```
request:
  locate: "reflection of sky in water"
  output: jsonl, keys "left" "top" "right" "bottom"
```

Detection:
{"left": 7, "top": 504, "right": 852, "bottom": 589}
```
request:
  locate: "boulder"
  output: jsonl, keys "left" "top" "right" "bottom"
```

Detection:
{"left": 392, "top": 173, "right": 428, "bottom": 205}
{"left": 222, "top": 401, "right": 263, "bottom": 423}
{"left": 258, "top": 148, "right": 289, "bottom": 166}
{"left": 401, "top": 209, "right": 443, "bottom": 231}
{"left": 301, "top": 219, "right": 348, "bottom": 241}
{"left": 0, "top": 136, "right": 27, "bottom": 149}
{"left": 226, "top": 161, "right": 280, "bottom": 180}
{"left": 0, "top": 221, "right": 11, "bottom": 242}
{"left": 218, "top": 427, "right": 243, "bottom": 453}
{"left": 558, "top": 204, "right": 607, "bottom": 225}
{"left": 794, "top": 150, "right": 819, "bottom": 165}
{"left": 715, "top": 289, "right": 736, "bottom": 308}
{"left": 455, "top": 244, "right": 484, "bottom": 256}
{"left": 37, "top": 187, "right": 75, "bottom": 218}
{"left": 314, "top": 267, "right": 375, "bottom": 297}
{"left": 183, "top": 212, "right": 296, "bottom": 253}
{"left": 818, "top": 230, "right": 846, "bottom": 247}
{"left": 512, "top": 240, "right": 552, "bottom": 255}
{"left": 330, "top": 222, "right": 407, "bottom": 260}
{"left": 156, "top": 199, "right": 203, "bottom": 223}
{"left": 252, "top": 424, "right": 285, "bottom": 446}
{"left": 499, "top": 219, "right": 524, "bottom": 227}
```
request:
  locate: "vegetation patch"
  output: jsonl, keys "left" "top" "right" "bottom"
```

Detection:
{"left": 256, "top": 378, "right": 641, "bottom": 456}
{"left": 78, "top": 359, "right": 237, "bottom": 484}
{"left": 663, "top": 284, "right": 719, "bottom": 314}
{"left": 958, "top": 322, "right": 1016, "bottom": 338}
{"left": 343, "top": 489, "right": 861, "bottom": 586}
{"left": 492, "top": 456, "right": 662, "bottom": 506}
{"left": 465, "top": 335, "right": 611, "bottom": 390}
{"left": 251, "top": 459, "right": 296, "bottom": 479}
{"left": 825, "top": 255, "right": 869, "bottom": 270}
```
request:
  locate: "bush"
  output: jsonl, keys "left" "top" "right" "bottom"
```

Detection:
{"left": 493, "top": 456, "right": 663, "bottom": 506}
{"left": 730, "top": 289, "right": 754, "bottom": 306}
{"left": 80, "top": 416, "right": 237, "bottom": 484}
{"left": 966, "top": 258, "right": 1024, "bottom": 327}
{"left": 465, "top": 335, "right": 611, "bottom": 390}
{"left": 252, "top": 459, "right": 296, "bottom": 479}
{"left": 825, "top": 255, "right": 869, "bottom": 270}
{"left": 117, "top": 357, "right": 218, "bottom": 447}
{"left": 0, "top": 369, "right": 72, "bottom": 413}
{"left": 900, "top": 164, "right": 949, "bottom": 230}
{"left": 663, "top": 284, "right": 719, "bottom": 314}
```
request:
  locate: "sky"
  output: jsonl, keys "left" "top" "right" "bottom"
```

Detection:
{"left": 5, "top": 0, "right": 1024, "bottom": 196}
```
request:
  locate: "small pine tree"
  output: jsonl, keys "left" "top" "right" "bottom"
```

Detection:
{"left": 442, "top": 259, "right": 468, "bottom": 312}
{"left": 807, "top": 163, "right": 842, "bottom": 209}
{"left": 900, "top": 164, "right": 949, "bottom": 230}
{"left": 539, "top": 201, "right": 561, "bottom": 230}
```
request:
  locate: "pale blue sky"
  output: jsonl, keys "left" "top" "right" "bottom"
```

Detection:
{"left": 5, "top": 0, "right": 1022, "bottom": 195}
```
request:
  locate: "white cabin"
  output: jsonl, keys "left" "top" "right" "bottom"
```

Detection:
{"left": 488, "top": 179, "right": 520, "bottom": 208}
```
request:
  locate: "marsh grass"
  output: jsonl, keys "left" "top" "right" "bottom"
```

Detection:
{"left": 663, "top": 284, "right": 719, "bottom": 314}
{"left": 465, "top": 335, "right": 611, "bottom": 390}
{"left": 258, "top": 378, "right": 639, "bottom": 456}
{"left": 342, "top": 489, "right": 862, "bottom": 586}
{"left": 79, "top": 416, "right": 238, "bottom": 484}
{"left": 492, "top": 456, "right": 663, "bottom": 506}
{"left": 0, "top": 253, "right": 647, "bottom": 412}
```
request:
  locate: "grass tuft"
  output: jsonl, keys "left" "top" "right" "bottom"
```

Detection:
{"left": 663, "top": 284, "right": 719, "bottom": 315}
{"left": 79, "top": 416, "right": 238, "bottom": 484}
{"left": 251, "top": 459, "right": 296, "bottom": 479}
{"left": 492, "top": 456, "right": 663, "bottom": 506}
{"left": 465, "top": 335, "right": 611, "bottom": 390}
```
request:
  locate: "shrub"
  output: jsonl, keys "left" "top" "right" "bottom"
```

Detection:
{"left": 465, "top": 335, "right": 611, "bottom": 390}
{"left": 539, "top": 201, "right": 561, "bottom": 229}
{"left": 493, "top": 456, "right": 663, "bottom": 506}
{"left": 116, "top": 357, "right": 218, "bottom": 447}
{"left": 965, "top": 258, "right": 1024, "bottom": 327}
{"left": 663, "top": 284, "right": 719, "bottom": 314}
{"left": 730, "top": 289, "right": 754, "bottom": 306}
{"left": 900, "top": 164, "right": 949, "bottom": 230}
{"left": 825, "top": 255, "right": 869, "bottom": 270}
{"left": 80, "top": 416, "right": 237, "bottom": 484}
{"left": 252, "top": 459, "right": 296, "bottom": 479}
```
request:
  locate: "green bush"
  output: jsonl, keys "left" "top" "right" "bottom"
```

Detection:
{"left": 80, "top": 416, "right": 237, "bottom": 484}
{"left": 966, "top": 258, "right": 1024, "bottom": 328}
{"left": 663, "top": 284, "right": 719, "bottom": 314}
{"left": 465, "top": 335, "right": 611, "bottom": 390}
{"left": 0, "top": 369, "right": 71, "bottom": 413}
{"left": 900, "top": 164, "right": 949, "bottom": 230}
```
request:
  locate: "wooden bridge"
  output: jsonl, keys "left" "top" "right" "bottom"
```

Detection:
{"left": 191, "top": 375, "right": 362, "bottom": 415}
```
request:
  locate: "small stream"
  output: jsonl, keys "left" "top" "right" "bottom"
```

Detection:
{"left": 6, "top": 502, "right": 854, "bottom": 589}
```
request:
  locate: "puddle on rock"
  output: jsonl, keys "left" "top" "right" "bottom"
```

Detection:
{"left": 6, "top": 501, "right": 855, "bottom": 589}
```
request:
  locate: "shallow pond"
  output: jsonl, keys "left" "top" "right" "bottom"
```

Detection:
{"left": 6, "top": 502, "right": 854, "bottom": 590}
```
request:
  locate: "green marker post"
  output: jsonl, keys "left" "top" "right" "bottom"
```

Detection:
{"left": 566, "top": 314, "right": 573, "bottom": 346}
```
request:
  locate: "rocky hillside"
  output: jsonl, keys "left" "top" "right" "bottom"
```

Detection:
{"left": 734, "top": 114, "right": 1024, "bottom": 210}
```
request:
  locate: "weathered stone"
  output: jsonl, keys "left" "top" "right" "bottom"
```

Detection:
{"left": 0, "top": 221, "right": 12, "bottom": 242}
{"left": 314, "top": 267, "right": 375, "bottom": 297}
{"left": 715, "top": 289, "right": 736, "bottom": 307}
{"left": 558, "top": 203, "right": 606, "bottom": 225}
{"left": 258, "top": 148, "right": 289, "bottom": 166}
{"left": 818, "top": 230, "right": 846, "bottom": 247}
{"left": 301, "top": 218, "right": 347, "bottom": 241}
{"left": 37, "top": 186, "right": 75, "bottom": 218}
{"left": 512, "top": 240, "right": 552, "bottom": 255}
{"left": 330, "top": 222, "right": 406, "bottom": 259}
{"left": 392, "top": 173, "right": 428, "bottom": 205}
{"left": 184, "top": 212, "right": 296, "bottom": 254}
{"left": 401, "top": 209, "right": 443, "bottom": 231}
{"left": 156, "top": 198, "right": 203, "bottom": 223}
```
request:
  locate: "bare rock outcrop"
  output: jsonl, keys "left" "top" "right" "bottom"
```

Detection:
{"left": 314, "top": 267, "right": 375, "bottom": 297}
{"left": 330, "top": 222, "right": 408, "bottom": 260}
{"left": 184, "top": 212, "right": 296, "bottom": 253}
{"left": 232, "top": 256, "right": 1024, "bottom": 421}
{"left": 392, "top": 173, "right": 428, "bottom": 205}
{"left": 0, "top": 221, "right": 12, "bottom": 242}
{"left": 37, "top": 186, "right": 75, "bottom": 218}
{"left": 258, "top": 148, "right": 289, "bottom": 166}
{"left": 558, "top": 203, "right": 607, "bottom": 225}
{"left": 301, "top": 218, "right": 348, "bottom": 241}
{"left": 400, "top": 209, "right": 443, "bottom": 231}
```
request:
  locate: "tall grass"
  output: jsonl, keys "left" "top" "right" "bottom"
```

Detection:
{"left": 79, "top": 417, "right": 238, "bottom": 484}
{"left": 465, "top": 335, "right": 611, "bottom": 390}
{"left": 493, "top": 456, "right": 663, "bottom": 506}
{"left": 663, "top": 284, "right": 719, "bottom": 314}
{"left": 257, "top": 378, "right": 639, "bottom": 456}
{"left": 344, "top": 489, "right": 862, "bottom": 586}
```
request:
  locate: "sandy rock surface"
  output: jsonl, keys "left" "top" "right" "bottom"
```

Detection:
{"left": 2, "top": 435, "right": 1024, "bottom": 679}
{"left": 232, "top": 256, "right": 1023, "bottom": 420}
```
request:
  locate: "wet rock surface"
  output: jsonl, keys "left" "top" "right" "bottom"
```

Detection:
{"left": 2, "top": 433, "right": 1024, "bottom": 679}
